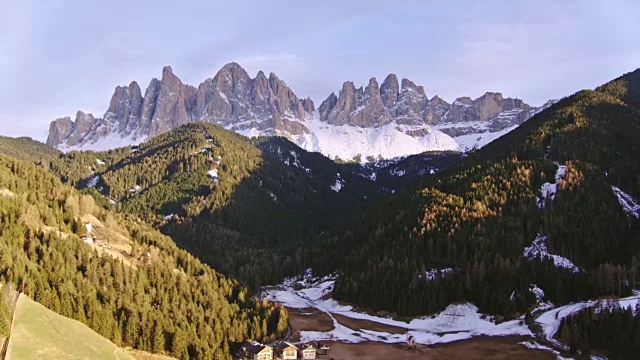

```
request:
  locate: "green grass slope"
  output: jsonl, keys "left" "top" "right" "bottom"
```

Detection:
{"left": 6, "top": 294, "right": 134, "bottom": 360}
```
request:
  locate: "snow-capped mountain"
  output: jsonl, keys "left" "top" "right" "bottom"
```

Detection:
{"left": 47, "top": 63, "right": 552, "bottom": 158}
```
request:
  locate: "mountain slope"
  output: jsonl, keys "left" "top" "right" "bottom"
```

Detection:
{"left": 327, "top": 68, "right": 640, "bottom": 318}
{"left": 0, "top": 153, "right": 287, "bottom": 359}
{"left": 46, "top": 63, "right": 549, "bottom": 159}
{"left": 6, "top": 294, "right": 135, "bottom": 360}
{"left": 0, "top": 136, "right": 60, "bottom": 163}
{"left": 46, "top": 123, "right": 370, "bottom": 288}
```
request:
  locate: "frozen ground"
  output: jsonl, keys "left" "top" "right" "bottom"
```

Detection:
{"left": 261, "top": 269, "right": 531, "bottom": 346}
{"left": 291, "top": 113, "right": 460, "bottom": 161}
{"left": 264, "top": 269, "right": 638, "bottom": 359}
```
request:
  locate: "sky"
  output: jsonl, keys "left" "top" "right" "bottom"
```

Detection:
{"left": 1, "top": 0, "right": 639, "bottom": 140}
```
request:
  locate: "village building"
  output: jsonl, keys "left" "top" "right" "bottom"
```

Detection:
{"left": 129, "top": 184, "right": 141, "bottom": 194}
{"left": 237, "top": 342, "right": 273, "bottom": 360}
{"left": 300, "top": 343, "right": 317, "bottom": 359}
{"left": 275, "top": 342, "right": 298, "bottom": 360}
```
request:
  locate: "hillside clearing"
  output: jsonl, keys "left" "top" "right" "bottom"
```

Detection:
{"left": 6, "top": 294, "right": 135, "bottom": 360}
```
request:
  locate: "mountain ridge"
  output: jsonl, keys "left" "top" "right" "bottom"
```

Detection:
{"left": 47, "top": 63, "right": 552, "bottom": 158}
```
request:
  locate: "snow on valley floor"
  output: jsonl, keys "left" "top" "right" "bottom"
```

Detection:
{"left": 263, "top": 269, "right": 640, "bottom": 359}
{"left": 535, "top": 292, "right": 640, "bottom": 360}
{"left": 261, "top": 270, "right": 532, "bottom": 346}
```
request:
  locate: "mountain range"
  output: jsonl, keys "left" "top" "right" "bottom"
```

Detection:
{"left": 47, "top": 63, "right": 553, "bottom": 159}
{"left": 3, "top": 67, "right": 640, "bottom": 359}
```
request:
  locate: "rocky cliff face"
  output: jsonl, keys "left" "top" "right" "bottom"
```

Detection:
{"left": 48, "top": 63, "right": 313, "bottom": 149}
{"left": 47, "top": 63, "right": 552, "bottom": 158}
{"left": 317, "top": 74, "right": 547, "bottom": 136}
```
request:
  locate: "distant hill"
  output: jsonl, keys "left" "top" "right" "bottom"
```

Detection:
{"left": 0, "top": 136, "right": 60, "bottom": 163}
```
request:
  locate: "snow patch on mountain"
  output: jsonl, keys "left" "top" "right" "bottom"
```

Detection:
{"left": 59, "top": 131, "right": 146, "bottom": 153}
{"left": 450, "top": 125, "right": 518, "bottom": 152}
{"left": 291, "top": 112, "right": 459, "bottom": 161}
{"left": 537, "top": 163, "right": 567, "bottom": 208}
{"left": 612, "top": 186, "right": 640, "bottom": 218}
{"left": 419, "top": 268, "right": 454, "bottom": 281}
{"left": 330, "top": 173, "right": 344, "bottom": 192}
{"left": 524, "top": 234, "right": 581, "bottom": 273}
{"left": 530, "top": 285, "right": 545, "bottom": 303}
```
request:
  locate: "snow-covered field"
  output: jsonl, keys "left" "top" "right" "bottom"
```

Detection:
{"left": 261, "top": 270, "right": 532, "bottom": 346}
{"left": 263, "top": 269, "right": 639, "bottom": 360}
{"left": 60, "top": 129, "right": 147, "bottom": 152}
{"left": 291, "top": 113, "right": 460, "bottom": 161}
{"left": 441, "top": 124, "right": 518, "bottom": 152}
{"left": 57, "top": 109, "right": 524, "bottom": 161}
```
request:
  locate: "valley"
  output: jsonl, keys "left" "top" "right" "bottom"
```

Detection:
{"left": 0, "top": 65, "right": 639, "bottom": 360}
{"left": 2, "top": 1, "right": 639, "bottom": 358}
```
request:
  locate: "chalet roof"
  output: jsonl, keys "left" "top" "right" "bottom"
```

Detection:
{"left": 242, "top": 341, "right": 270, "bottom": 354}
{"left": 275, "top": 341, "right": 298, "bottom": 352}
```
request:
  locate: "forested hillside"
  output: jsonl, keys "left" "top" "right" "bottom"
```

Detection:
{"left": 332, "top": 69, "right": 640, "bottom": 317}
{"left": 254, "top": 136, "right": 462, "bottom": 197}
{"left": 45, "top": 123, "right": 368, "bottom": 288}
{"left": 558, "top": 302, "right": 640, "bottom": 358}
{"left": 0, "top": 154, "right": 287, "bottom": 359}
{"left": 0, "top": 135, "right": 60, "bottom": 163}
{"left": 4, "top": 68, "right": 639, "bottom": 359}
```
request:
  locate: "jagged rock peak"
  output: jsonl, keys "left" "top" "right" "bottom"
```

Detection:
{"left": 453, "top": 96, "right": 473, "bottom": 105}
{"left": 430, "top": 95, "right": 448, "bottom": 105}
{"left": 380, "top": 74, "right": 399, "bottom": 108}
{"left": 318, "top": 92, "right": 338, "bottom": 121}
{"left": 302, "top": 97, "right": 315, "bottom": 113}
{"left": 162, "top": 65, "right": 174, "bottom": 76}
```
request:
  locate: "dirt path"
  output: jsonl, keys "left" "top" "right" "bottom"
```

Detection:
{"left": 332, "top": 313, "right": 406, "bottom": 334}
{"left": 287, "top": 308, "right": 333, "bottom": 342}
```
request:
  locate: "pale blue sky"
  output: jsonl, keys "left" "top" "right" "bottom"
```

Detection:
{"left": 1, "top": 0, "right": 639, "bottom": 140}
